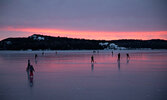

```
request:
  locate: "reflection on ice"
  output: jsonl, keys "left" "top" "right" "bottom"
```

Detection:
{"left": 117, "top": 60, "right": 120, "bottom": 71}
{"left": 127, "top": 59, "right": 130, "bottom": 64}
{"left": 29, "top": 76, "right": 34, "bottom": 87}
{"left": 91, "top": 63, "right": 94, "bottom": 72}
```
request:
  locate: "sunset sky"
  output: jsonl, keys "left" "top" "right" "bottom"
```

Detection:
{"left": 0, "top": 0, "right": 167, "bottom": 40}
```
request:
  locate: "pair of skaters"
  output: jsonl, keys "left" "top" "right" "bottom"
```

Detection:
{"left": 91, "top": 53, "right": 130, "bottom": 63}
{"left": 118, "top": 53, "right": 130, "bottom": 60}
{"left": 26, "top": 60, "right": 35, "bottom": 78}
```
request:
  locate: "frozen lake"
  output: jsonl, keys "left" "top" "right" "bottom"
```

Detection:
{"left": 0, "top": 50, "right": 167, "bottom": 100}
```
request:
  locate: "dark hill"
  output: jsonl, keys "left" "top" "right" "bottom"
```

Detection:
{"left": 0, "top": 34, "right": 167, "bottom": 50}
{"left": 110, "top": 39, "right": 167, "bottom": 49}
{"left": 0, "top": 34, "right": 104, "bottom": 50}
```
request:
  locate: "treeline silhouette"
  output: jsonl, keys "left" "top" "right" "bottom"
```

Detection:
{"left": 110, "top": 39, "right": 167, "bottom": 49}
{"left": 0, "top": 34, "right": 167, "bottom": 50}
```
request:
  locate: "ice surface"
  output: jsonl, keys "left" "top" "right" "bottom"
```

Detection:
{"left": 0, "top": 50, "right": 167, "bottom": 100}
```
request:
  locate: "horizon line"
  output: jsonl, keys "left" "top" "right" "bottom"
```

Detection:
{"left": 0, "top": 27, "right": 167, "bottom": 41}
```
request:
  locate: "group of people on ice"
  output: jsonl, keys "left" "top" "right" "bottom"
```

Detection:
{"left": 91, "top": 51, "right": 130, "bottom": 63}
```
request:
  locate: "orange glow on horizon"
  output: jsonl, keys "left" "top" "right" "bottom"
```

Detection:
{"left": 0, "top": 27, "right": 167, "bottom": 40}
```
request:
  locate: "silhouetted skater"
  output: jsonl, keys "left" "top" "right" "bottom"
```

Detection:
{"left": 35, "top": 54, "right": 38, "bottom": 59}
{"left": 126, "top": 53, "right": 130, "bottom": 59}
{"left": 26, "top": 59, "right": 35, "bottom": 87}
{"left": 26, "top": 60, "right": 31, "bottom": 79}
{"left": 118, "top": 53, "right": 120, "bottom": 61}
{"left": 26, "top": 60, "right": 31, "bottom": 71}
{"left": 42, "top": 52, "right": 44, "bottom": 55}
{"left": 34, "top": 54, "right": 38, "bottom": 64}
{"left": 112, "top": 51, "right": 113, "bottom": 56}
{"left": 91, "top": 55, "right": 94, "bottom": 63}
{"left": 26, "top": 60, "right": 35, "bottom": 77}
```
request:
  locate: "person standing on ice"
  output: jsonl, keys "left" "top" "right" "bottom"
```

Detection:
{"left": 26, "top": 59, "right": 35, "bottom": 77}
{"left": 118, "top": 53, "right": 120, "bottom": 61}
{"left": 26, "top": 60, "right": 31, "bottom": 71}
{"left": 26, "top": 60, "right": 31, "bottom": 79}
{"left": 126, "top": 53, "right": 130, "bottom": 59}
{"left": 35, "top": 54, "right": 38, "bottom": 64}
{"left": 91, "top": 55, "right": 94, "bottom": 63}
{"left": 26, "top": 60, "right": 35, "bottom": 87}
{"left": 35, "top": 54, "right": 38, "bottom": 59}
